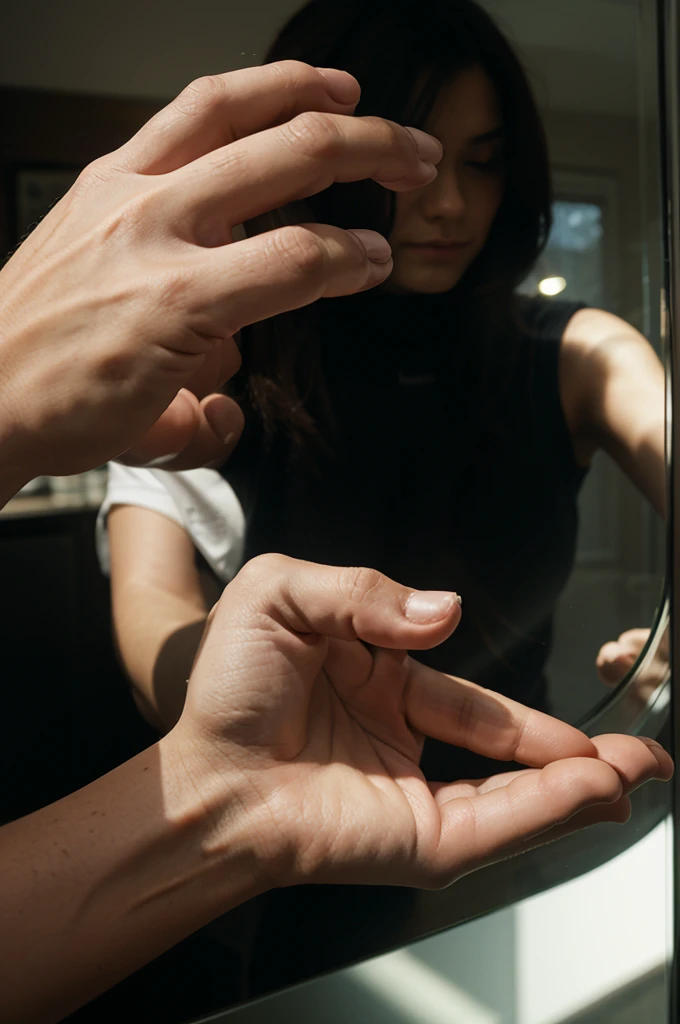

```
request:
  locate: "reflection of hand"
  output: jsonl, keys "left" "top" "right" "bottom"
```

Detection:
{"left": 597, "top": 623, "right": 670, "bottom": 718}
{"left": 0, "top": 62, "right": 441, "bottom": 493}
{"left": 596, "top": 628, "right": 653, "bottom": 687}
{"left": 170, "top": 556, "right": 673, "bottom": 889}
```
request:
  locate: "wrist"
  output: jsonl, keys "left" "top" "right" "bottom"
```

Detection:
{"left": 159, "top": 727, "right": 279, "bottom": 909}
{"left": 0, "top": 737, "right": 272, "bottom": 1022}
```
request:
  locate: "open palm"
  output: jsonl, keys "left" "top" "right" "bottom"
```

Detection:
{"left": 180, "top": 556, "right": 673, "bottom": 891}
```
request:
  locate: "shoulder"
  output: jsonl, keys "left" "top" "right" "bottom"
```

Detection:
{"left": 516, "top": 301, "right": 659, "bottom": 402}
{"left": 98, "top": 464, "right": 245, "bottom": 581}
{"left": 560, "top": 307, "right": 660, "bottom": 385}
{"left": 562, "top": 306, "right": 650, "bottom": 350}
{"left": 558, "top": 307, "right": 663, "bottom": 462}
{"left": 104, "top": 462, "right": 227, "bottom": 519}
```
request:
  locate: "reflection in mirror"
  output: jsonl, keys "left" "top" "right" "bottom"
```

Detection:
{"left": 100, "top": 0, "right": 668, "bottom": 1012}
{"left": 217, "top": 808, "right": 670, "bottom": 1024}
{"left": 0, "top": 0, "right": 671, "bottom": 1021}
{"left": 98, "top": 0, "right": 666, "bottom": 768}
{"left": 0, "top": 1, "right": 665, "bottom": 738}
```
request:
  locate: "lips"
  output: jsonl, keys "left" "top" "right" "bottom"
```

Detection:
{"left": 403, "top": 240, "right": 472, "bottom": 260}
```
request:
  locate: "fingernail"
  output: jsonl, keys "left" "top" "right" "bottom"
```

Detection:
{"left": 417, "top": 163, "right": 439, "bottom": 184}
{"left": 144, "top": 452, "right": 179, "bottom": 468}
{"left": 205, "top": 433, "right": 237, "bottom": 469}
{"left": 204, "top": 402, "right": 236, "bottom": 445}
{"left": 348, "top": 229, "right": 392, "bottom": 264}
{"left": 316, "top": 67, "right": 361, "bottom": 105}
{"left": 405, "top": 591, "right": 460, "bottom": 624}
{"left": 406, "top": 127, "right": 443, "bottom": 164}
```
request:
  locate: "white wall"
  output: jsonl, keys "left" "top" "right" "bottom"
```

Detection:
{"left": 514, "top": 818, "right": 671, "bottom": 1023}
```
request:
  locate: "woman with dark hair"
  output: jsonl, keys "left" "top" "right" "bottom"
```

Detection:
{"left": 102, "top": 0, "right": 664, "bottom": 784}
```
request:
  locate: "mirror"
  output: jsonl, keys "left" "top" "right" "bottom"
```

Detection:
{"left": 0, "top": 0, "right": 671, "bottom": 1021}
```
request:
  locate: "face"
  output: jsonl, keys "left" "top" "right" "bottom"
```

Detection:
{"left": 388, "top": 66, "right": 505, "bottom": 294}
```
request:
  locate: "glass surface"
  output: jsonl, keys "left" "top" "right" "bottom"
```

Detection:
{"left": 211, "top": 818, "right": 671, "bottom": 1024}
{"left": 0, "top": 0, "right": 672, "bottom": 1020}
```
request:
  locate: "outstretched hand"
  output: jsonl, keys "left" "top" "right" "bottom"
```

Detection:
{"left": 170, "top": 556, "right": 672, "bottom": 890}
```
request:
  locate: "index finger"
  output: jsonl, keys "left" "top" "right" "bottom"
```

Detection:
{"left": 114, "top": 61, "right": 361, "bottom": 174}
{"left": 407, "top": 660, "right": 598, "bottom": 765}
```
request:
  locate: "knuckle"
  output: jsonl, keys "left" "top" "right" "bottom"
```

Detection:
{"left": 267, "top": 225, "right": 326, "bottom": 279}
{"left": 362, "top": 115, "right": 415, "bottom": 168}
{"left": 267, "top": 59, "right": 318, "bottom": 92}
{"left": 343, "top": 229, "right": 373, "bottom": 268}
{"left": 508, "top": 710, "right": 529, "bottom": 762}
{"left": 337, "top": 565, "right": 384, "bottom": 605}
{"left": 72, "top": 158, "right": 114, "bottom": 198}
{"left": 95, "top": 345, "right": 137, "bottom": 386}
{"left": 174, "top": 74, "right": 227, "bottom": 117}
{"left": 283, "top": 110, "right": 343, "bottom": 159}
{"left": 238, "top": 63, "right": 327, "bottom": 134}
{"left": 362, "top": 115, "right": 400, "bottom": 147}
{"left": 239, "top": 552, "right": 291, "bottom": 586}
{"left": 205, "top": 141, "right": 249, "bottom": 180}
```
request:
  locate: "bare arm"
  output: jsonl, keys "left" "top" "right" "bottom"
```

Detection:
{"left": 2, "top": 551, "right": 672, "bottom": 1024}
{"left": 561, "top": 307, "right": 665, "bottom": 516}
{"left": 108, "top": 505, "right": 211, "bottom": 731}
{"left": 561, "top": 308, "right": 666, "bottom": 682}
{"left": 0, "top": 731, "right": 263, "bottom": 1024}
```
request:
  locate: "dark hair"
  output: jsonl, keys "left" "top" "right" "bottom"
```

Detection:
{"left": 241, "top": 0, "right": 552, "bottom": 443}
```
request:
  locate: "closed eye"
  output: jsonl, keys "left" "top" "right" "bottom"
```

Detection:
{"left": 466, "top": 155, "right": 504, "bottom": 172}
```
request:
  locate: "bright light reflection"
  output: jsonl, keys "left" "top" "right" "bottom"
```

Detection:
{"left": 538, "top": 276, "right": 567, "bottom": 297}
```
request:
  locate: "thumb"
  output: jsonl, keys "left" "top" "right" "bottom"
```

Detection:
{"left": 214, "top": 554, "right": 463, "bottom": 650}
{"left": 118, "top": 390, "right": 244, "bottom": 469}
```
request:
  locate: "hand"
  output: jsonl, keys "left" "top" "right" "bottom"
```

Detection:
{"left": 596, "top": 627, "right": 653, "bottom": 686}
{"left": 169, "top": 556, "right": 673, "bottom": 890}
{"left": 0, "top": 62, "right": 442, "bottom": 492}
{"left": 597, "top": 622, "right": 670, "bottom": 712}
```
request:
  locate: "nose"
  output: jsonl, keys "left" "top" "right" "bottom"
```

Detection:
{"left": 419, "top": 164, "right": 467, "bottom": 222}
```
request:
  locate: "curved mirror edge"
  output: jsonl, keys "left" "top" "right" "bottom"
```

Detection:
{"left": 660, "top": 0, "right": 680, "bottom": 1017}
{"left": 577, "top": 594, "right": 670, "bottom": 736}
{"left": 194, "top": 0, "right": 677, "bottom": 996}
{"left": 184, "top": 773, "right": 669, "bottom": 1019}
{"left": 220, "top": 767, "right": 670, "bottom": 1005}
{"left": 232, "top": 595, "right": 675, "bottom": 1000}
{"left": 191, "top": 596, "right": 672, "bottom": 1005}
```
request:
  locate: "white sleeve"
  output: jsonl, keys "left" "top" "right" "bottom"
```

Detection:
{"left": 96, "top": 462, "right": 245, "bottom": 583}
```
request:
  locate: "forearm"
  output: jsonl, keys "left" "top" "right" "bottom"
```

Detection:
{"left": 113, "top": 585, "right": 207, "bottom": 732}
{"left": 0, "top": 733, "right": 264, "bottom": 1024}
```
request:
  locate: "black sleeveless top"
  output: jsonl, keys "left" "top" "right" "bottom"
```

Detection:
{"left": 223, "top": 290, "right": 588, "bottom": 781}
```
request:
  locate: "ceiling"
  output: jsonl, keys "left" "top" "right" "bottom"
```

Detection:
{"left": 0, "top": 0, "right": 647, "bottom": 117}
